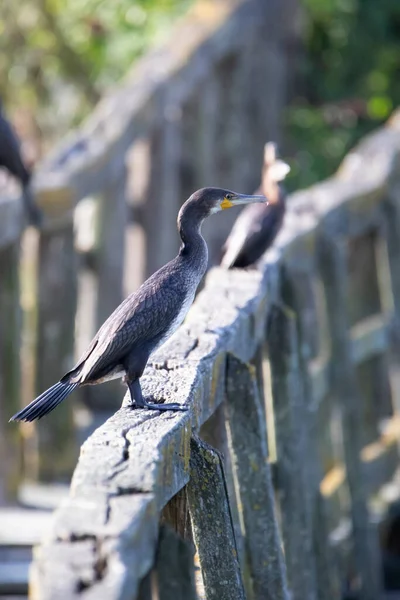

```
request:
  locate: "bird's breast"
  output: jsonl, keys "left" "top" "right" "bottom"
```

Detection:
{"left": 150, "top": 289, "right": 196, "bottom": 355}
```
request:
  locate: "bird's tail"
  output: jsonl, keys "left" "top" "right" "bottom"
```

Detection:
{"left": 9, "top": 382, "right": 78, "bottom": 422}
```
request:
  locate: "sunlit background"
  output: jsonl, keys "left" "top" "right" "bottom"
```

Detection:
{"left": 1, "top": 0, "right": 399, "bottom": 188}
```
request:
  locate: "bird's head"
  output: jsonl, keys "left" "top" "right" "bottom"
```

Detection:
{"left": 178, "top": 187, "right": 268, "bottom": 227}
{"left": 261, "top": 143, "right": 290, "bottom": 203}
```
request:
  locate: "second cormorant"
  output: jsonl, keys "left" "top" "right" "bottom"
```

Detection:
{"left": 10, "top": 187, "right": 267, "bottom": 422}
{"left": 0, "top": 99, "right": 42, "bottom": 226}
{"left": 220, "top": 143, "right": 290, "bottom": 269}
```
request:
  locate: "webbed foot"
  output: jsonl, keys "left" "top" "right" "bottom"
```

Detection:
{"left": 139, "top": 401, "right": 188, "bottom": 412}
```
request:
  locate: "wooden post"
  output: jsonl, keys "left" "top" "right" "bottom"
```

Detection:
{"left": 86, "top": 167, "right": 128, "bottom": 411}
{"left": 136, "top": 525, "right": 197, "bottom": 600}
{"left": 346, "top": 232, "right": 381, "bottom": 327}
{"left": 200, "top": 404, "right": 245, "bottom": 572}
{"left": 95, "top": 168, "right": 127, "bottom": 328}
{"left": 136, "top": 571, "right": 153, "bottom": 600}
{"left": 384, "top": 198, "right": 400, "bottom": 332}
{"left": 35, "top": 222, "right": 78, "bottom": 482}
{"left": 225, "top": 354, "right": 289, "bottom": 600}
{"left": 144, "top": 113, "right": 182, "bottom": 278}
{"left": 187, "top": 435, "right": 245, "bottom": 600}
{"left": 0, "top": 241, "right": 21, "bottom": 500}
{"left": 161, "top": 486, "right": 192, "bottom": 543}
{"left": 280, "top": 266, "right": 342, "bottom": 599}
{"left": 155, "top": 525, "right": 197, "bottom": 600}
{"left": 318, "top": 234, "right": 382, "bottom": 599}
{"left": 267, "top": 303, "right": 318, "bottom": 600}
{"left": 195, "top": 77, "right": 218, "bottom": 191}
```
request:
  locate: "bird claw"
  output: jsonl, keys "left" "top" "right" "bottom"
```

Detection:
{"left": 140, "top": 402, "right": 188, "bottom": 412}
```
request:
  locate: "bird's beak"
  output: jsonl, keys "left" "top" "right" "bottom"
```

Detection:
{"left": 220, "top": 193, "right": 267, "bottom": 210}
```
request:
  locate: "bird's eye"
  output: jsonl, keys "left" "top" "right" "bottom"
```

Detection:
{"left": 225, "top": 193, "right": 233, "bottom": 200}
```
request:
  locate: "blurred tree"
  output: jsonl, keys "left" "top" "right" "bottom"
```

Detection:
{"left": 0, "top": 0, "right": 399, "bottom": 184}
{"left": 0, "top": 0, "right": 191, "bottom": 147}
{"left": 286, "top": 0, "right": 400, "bottom": 190}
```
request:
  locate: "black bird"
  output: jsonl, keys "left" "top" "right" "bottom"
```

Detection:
{"left": 220, "top": 143, "right": 290, "bottom": 269}
{"left": 0, "top": 99, "right": 42, "bottom": 226}
{"left": 10, "top": 187, "right": 267, "bottom": 422}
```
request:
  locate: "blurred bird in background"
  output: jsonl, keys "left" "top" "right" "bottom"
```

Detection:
{"left": 220, "top": 142, "right": 290, "bottom": 269}
{"left": 0, "top": 99, "right": 42, "bottom": 226}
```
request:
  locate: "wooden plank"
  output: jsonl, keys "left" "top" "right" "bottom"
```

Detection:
{"left": 346, "top": 231, "right": 382, "bottom": 327}
{"left": 161, "top": 487, "right": 192, "bottom": 542}
{"left": 0, "top": 508, "right": 53, "bottom": 546}
{"left": 0, "top": 241, "right": 21, "bottom": 500}
{"left": 350, "top": 314, "right": 389, "bottom": 364}
{"left": 95, "top": 169, "right": 127, "bottom": 328}
{"left": 280, "top": 265, "right": 341, "bottom": 599}
{"left": 35, "top": 222, "right": 78, "bottom": 482}
{"left": 199, "top": 403, "right": 245, "bottom": 571}
{"left": 155, "top": 525, "right": 197, "bottom": 600}
{"left": 137, "top": 526, "right": 197, "bottom": 600}
{"left": 18, "top": 482, "right": 69, "bottom": 510}
{"left": 384, "top": 198, "right": 400, "bottom": 336}
{"left": 356, "top": 355, "right": 395, "bottom": 446}
{"left": 144, "top": 116, "right": 182, "bottom": 278}
{"left": 318, "top": 233, "right": 383, "bottom": 599}
{"left": 225, "top": 354, "right": 289, "bottom": 600}
{"left": 136, "top": 571, "right": 153, "bottom": 600}
{"left": 0, "top": 194, "right": 23, "bottom": 250}
{"left": 308, "top": 356, "right": 329, "bottom": 405}
{"left": 187, "top": 435, "right": 245, "bottom": 600}
{"left": 85, "top": 168, "right": 128, "bottom": 411}
{"left": 194, "top": 76, "right": 218, "bottom": 191}
{"left": 30, "top": 266, "right": 275, "bottom": 599}
{"left": 267, "top": 303, "right": 318, "bottom": 600}
{"left": 281, "top": 268, "right": 320, "bottom": 362}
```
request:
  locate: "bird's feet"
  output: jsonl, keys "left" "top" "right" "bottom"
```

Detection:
{"left": 126, "top": 380, "right": 188, "bottom": 412}
{"left": 139, "top": 401, "right": 188, "bottom": 412}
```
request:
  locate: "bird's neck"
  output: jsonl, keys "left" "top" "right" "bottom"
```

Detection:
{"left": 178, "top": 217, "right": 208, "bottom": 274}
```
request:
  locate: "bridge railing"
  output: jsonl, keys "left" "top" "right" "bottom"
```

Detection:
{"left": 31, "top": 114, "right": 400, "bottom": 600}
{"left": 0, "top": 0, "right": 295, "bottom": 490}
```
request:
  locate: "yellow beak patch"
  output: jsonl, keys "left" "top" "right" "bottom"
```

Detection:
{"left": 221, "top": 197, "right": 234, "bottom": 210}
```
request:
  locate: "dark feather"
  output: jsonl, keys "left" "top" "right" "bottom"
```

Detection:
{"left": 222, "top": 200, "right": 285, "bottom": 268}
{"left": 10, "top": 382, "right": 78, "bottom": 422}
{"left": 0, "top": 108, "right": 31, "bottom": 186}
{"left": 63, "top": 255, "right": 198, "bottom": 385}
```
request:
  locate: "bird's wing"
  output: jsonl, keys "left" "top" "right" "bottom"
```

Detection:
{"left": 0, "top": 115, "right": 30, "bottom": 184}
{"left": 235, "top": 204, "right": 284, "bottom": 265}
{"left": 66, "top": 263, "right": 186, "bottom": 383}
{"left": 221, "top": 204, "right": 264, "bottom": 268}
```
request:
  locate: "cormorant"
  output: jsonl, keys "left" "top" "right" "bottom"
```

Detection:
{"left": 10, "top": 187, "right": 267, "bottom": 421}
{"left": 220, "top": 143, "right": 290, "bottom": 269}
{"left": 0, "top": 99, "right": 42, "bottom": 226}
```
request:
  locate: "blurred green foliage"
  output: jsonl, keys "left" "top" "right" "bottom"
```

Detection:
{"left": 286, "top": 0, "right": 400, "bottom": 190}
{"left": 0, "top": 0, "right": 191, "bottom": 139}
{"left": 1, "top": 0, "right": 399, "bottom": 185}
